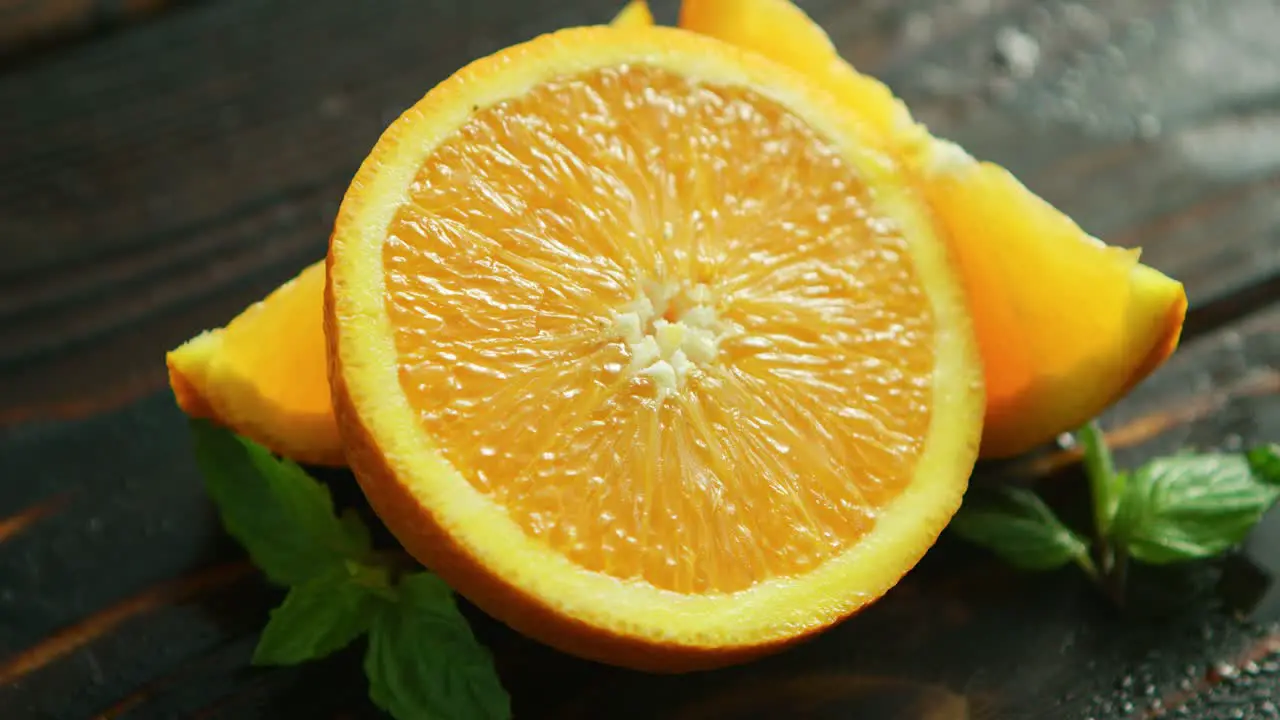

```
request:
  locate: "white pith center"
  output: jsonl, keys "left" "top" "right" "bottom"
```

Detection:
{"left": 611, "top": 280, "right": 724, "bottom": 401}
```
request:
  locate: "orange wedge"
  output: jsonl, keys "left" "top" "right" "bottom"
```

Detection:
{"left": 919, "top": 164, "right": 1187, "bottom": 457}
{"left": 166, "top": 261, "right": 342, "bottom": 466}
{"left": 673, "top": 0, "right": 1187, "bottom": 457}
{"left": 611, "top": 0, "right": 653, "bottom": 28}
{"left": 327, "top": 26, "right": 983, "bottom": 670}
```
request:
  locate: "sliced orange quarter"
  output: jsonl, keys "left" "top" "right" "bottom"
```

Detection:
{"left": 675, "top": 0, "right": 1187, "bottom": 457}
{"left": 327, "top": 26, "right": 983, "bottom": 670}
{"left": 167, "top": 261, "right": 342, "bottom": 466}
{"left": 611, "top": 0, "right": 654, "bottom": 28}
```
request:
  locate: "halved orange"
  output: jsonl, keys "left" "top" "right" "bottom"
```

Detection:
{"left": 327, "top": 26, "right": 983, "bottom": 670}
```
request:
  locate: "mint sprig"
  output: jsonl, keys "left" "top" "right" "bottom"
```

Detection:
{"left": 191, "top": 422, "right": 371, "bottom": 585}
{"left": 951, "top": 422, "right": 1280, "bottom": 603}
{"left": 190, "top": 421, "right": 511, "bottom": 720}
{"left": 1078, "top": 420, "right": 1124, "bottom": 539}
{"left": 1112, "top": 453, "right": 1280, "bottom": 564}
{"left": 367, "top": 573, "right": 511, "bottom": 720}
{"left": 948, "top": 486, "right": 1096, "bottom": 577}
{"left": 252, "top": 562, "right": 389, "bottom": 666}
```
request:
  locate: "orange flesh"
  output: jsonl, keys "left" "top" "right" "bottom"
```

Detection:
{"left": 383, "top": 65, "right": 935, "bottom": 594}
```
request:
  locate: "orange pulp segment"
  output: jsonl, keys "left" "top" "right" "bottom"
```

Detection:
{"left": 328, "top": 26, "right": 982, "bottom": 669}
{"left": 387, "top": 66, "right": 939, "bottom": 593}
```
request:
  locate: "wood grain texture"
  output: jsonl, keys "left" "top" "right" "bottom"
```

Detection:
{"left": 0, "top": 0, "right": 178, "bottom": 57}
{"left": 1, "top": 0, "right": 1278, "bottom": 718}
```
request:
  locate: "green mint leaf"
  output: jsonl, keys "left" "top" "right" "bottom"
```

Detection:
{"left": 253, "top": 561, "right": 389, "bottom": 666}
{"left": 190, "top": 421, "right": 373, "bottom": 585}
{"left": 365, "top": 573, "right": 510, "bottom": 720}
{"left": 951, "top": 487, "right": 1092, "bottom": 572}
{"left": 1110, "top": 453, "right": 1280, "bottom": 564}
{"left": 1247, "top": 444, "right": 1280, "bottom": 484}
{"left": 1078, "top": 421, "right": 1124, "bottom": 536}
{"left": 340, "top": 508, "right": 375, "bottom": 555}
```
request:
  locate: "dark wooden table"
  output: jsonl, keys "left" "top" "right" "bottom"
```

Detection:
{"left": 2, "top": 0, "right": 1279, "bottom": 717}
